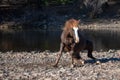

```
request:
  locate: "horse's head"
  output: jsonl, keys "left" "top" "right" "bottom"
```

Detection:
{"left": 64, "top": 19, "right": 80, "bottom": 43}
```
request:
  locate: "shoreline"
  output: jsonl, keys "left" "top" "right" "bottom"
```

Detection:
{"left": 0, "top": 18, "right": 120, "bottom": 31}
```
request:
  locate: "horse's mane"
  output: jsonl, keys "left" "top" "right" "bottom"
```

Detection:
{"left": 63, "top": 18, "right": 80, "bottom": 31}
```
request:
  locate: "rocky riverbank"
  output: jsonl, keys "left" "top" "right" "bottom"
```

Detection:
{"left": 0, "top": 50, "right": 120, "bottom": 80}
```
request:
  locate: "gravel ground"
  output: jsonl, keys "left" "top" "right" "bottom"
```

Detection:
{"left": 0, "top": 50, "right": 120, "bottom": 80}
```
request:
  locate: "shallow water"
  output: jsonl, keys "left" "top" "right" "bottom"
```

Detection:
{"left": 0, "top": 29, "right": 120, "bottom": 52}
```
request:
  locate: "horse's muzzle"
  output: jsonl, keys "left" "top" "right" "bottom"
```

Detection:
{"left": 75, "top": 37, "right": 79, "bottom": 43}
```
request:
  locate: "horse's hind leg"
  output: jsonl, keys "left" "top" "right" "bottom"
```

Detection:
{"left": 87, "top": 48, "right": 96, "bottom": 60}
{"left": 86, "top": 40, "right": 96, "bottom": 60}
{"left": 87, "top": 41, "right": 100, "bottom": 64}
{"left": 88, "top": 49, "right": 100, "bottom": 64}
{"left": 53, "top": 43, "right": 64, "bottom": 67}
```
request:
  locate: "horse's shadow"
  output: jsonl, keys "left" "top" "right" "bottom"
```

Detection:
{"left": 85, "top": 57, "right": 120, "bottom": 64}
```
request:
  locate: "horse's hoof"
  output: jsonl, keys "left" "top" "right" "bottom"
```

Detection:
{"left": 96, "top": 60, "right": 100, "bottom": 65}
{"left": 78, "top": 59, "right": 84, "bottom": 65}
{"left": 70, "top": 64, "right": 75, "bottom": 68}
{"left": 80, "top": 60, "right": 85, "bottom": 65}
{"left": 75, "top": 59, "right": 84, "bottom": 67}
{"left": 53, "top": 64, "right": 58, "bottom": 67}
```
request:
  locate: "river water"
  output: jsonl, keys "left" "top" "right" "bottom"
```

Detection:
{"left": 0, "top": 29, "right": 120, "bottom": 52}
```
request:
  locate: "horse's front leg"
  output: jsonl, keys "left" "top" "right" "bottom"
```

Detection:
{"left": 53, "top": 43, "right": 64, "bottom": 67}
{"left": 69, "top": 50, "right": 75, "bottom": 67}
{"left": 74, "top": 52, "right": 85, "bottom": 66}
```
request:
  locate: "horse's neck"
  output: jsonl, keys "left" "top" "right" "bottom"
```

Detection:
{"left": 63, "top": 29, "right": 71, "bottom": 36}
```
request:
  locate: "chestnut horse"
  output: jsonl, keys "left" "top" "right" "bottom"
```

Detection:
{"left": 53, "top": 19, "right": 98, "bottom": 67}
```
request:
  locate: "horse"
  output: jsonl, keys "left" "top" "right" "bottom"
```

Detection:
{"left": 53, "top": 18, "right": 99, "bottom": 67}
